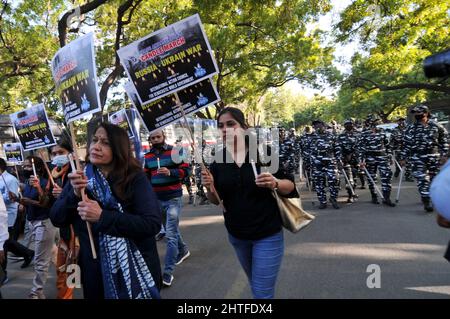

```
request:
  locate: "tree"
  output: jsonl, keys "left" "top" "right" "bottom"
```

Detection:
{"left": 333, "top": 0, "right": 450, "bottom": 119}
{"left": 1, "top": 0, "right": 339, "bottom": 122}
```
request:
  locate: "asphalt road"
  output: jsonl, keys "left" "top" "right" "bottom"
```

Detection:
{"left": 3, "top": 176, "right": 450, "bottom": 299}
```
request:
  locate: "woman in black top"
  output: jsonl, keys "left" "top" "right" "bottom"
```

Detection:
{"left": 202, "top": 107, "right": 297, "bottom": 299}
{"left": 50, "top": 123, "right": 162, "bottom": 299}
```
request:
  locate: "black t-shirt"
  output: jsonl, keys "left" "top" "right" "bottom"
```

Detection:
{"left": 210, "top": 147, "right": 298, "bottom": 240}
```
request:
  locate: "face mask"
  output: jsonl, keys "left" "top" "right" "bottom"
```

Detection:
{"left": 23, "top": 170, "right": 33, "bottom": 179}
{"left": 415, "top": 114, "right": 425, "bottom": 121}
{"left": 52, "top": 155, "right": 69, "bottom": 168}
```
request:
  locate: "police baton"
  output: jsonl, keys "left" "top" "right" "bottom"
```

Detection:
{"left": 361, "top": 161, "right": 385, "bottom": 200}
{"left": 339, "top": 160, "right": 355, "bottom": 196}
{"left": 395, "top": 167, "right": 405, "bottom": 203}
{"left": 299, "top": 157, "right": 304, "bottom": 181}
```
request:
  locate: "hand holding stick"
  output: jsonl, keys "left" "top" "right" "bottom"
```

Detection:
{"left": 68, "top": 153, "right": 97, "bottom": 259}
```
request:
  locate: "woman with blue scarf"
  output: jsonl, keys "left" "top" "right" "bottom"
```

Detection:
{"left": 50, "top": 123, "right": 162, "bottom": 299}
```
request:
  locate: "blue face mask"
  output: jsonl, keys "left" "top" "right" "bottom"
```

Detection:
{"left": 52, "top": 155, "right": 69, "bottom": 168}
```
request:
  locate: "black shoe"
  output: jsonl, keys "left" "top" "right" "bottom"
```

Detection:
{"left": 382, "top": 192, "right": 396, "bottom": 207}
{"left": 405, "top": 177, "right": 414, "bottom": 182}
{"left": 422, "top": 198, "right": 434, "bottom": 212}
{"left": 330, "top": 199, "right": 339, "bottom": 209}
{"left": 360, "top": 185, "right": 366, "bottom": 189}
{"left": 347, "top": 197, "right": 354, "bottom": 203}
{"left": 188, "top": 197, "right": 194, "bottom": 205}
{"left": 371, "top": 194, "right": 380, "bottom": 204}
{"left": 318, "top": 202, "right": 327, "bottom": 209}
{"left": 21, "top": 251, "right": 34, "bottom": 269}
{"left": 382, "top": 198, "right": 396, "bottom": 207}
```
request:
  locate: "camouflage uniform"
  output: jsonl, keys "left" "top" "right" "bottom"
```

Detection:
{"left": 336, "top": 119, "right": 360, "bottom": 202}
{"left": 357, "top": 115, "right": 395, "bottom": 206}
{"left": 279, "top": 130, "right": 300, "bottom": 176}
{"left": 194, "top": 141, "right": 215, "bottom": 205}
{"left": 390, "top": 118, "right": 413, "bottom": 180}
{"left": 400, "top": 105, "right": 449, "bottom": 212}
{"left": 299, "top": 127, "right": 314, "bottom": 188}
{"left": 310, "top": 120, "right": 340, "bottom": 209}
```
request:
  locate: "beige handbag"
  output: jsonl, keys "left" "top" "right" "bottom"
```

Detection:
{"left": 273, "top": 187, "right": 315, "bottom": 233}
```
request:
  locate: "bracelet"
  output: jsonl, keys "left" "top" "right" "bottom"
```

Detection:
{"left": 273, "top": 180, "right": 279, "bottom": 191}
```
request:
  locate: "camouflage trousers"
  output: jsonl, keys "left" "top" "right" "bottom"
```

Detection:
{"left": 410, "top": 154, "right": 440, "bottom": 198}
{"left": 394, "top": 154, "right": 412, "bottom": 179}
{"left": 365, "top": 156, "right": 392, "bottom": 193}
{"left": 342, "top": 162, "right": 357, "bottom": 194}
{"left": 312, "top": 160, "right": 339, "bottom": 204}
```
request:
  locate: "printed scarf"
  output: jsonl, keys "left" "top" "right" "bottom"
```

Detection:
{"left": 85, "top": 164, "right": 160, "bottom": 299}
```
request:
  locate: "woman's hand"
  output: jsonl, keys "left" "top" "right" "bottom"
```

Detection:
{"left": 68, "top": 170, "right": 88, "bottom": 198}
{"left": 29, "top": 176, "right": 42, "bottom": 191}
{"left": 77, "top": 199, "right": 102, "bottom": 223}
{"left": 52, "top": 184, "right": 63, "bottom": 198}
{"left": 8, "top": 191, "right": 19, "bottom": 203}
{"left": 201, "top": 169, "right": 214, "bottom": 190}
{"left": 255, "top": 172, "right": 278, "bottom": 190}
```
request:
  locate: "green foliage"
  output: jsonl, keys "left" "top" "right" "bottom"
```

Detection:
{"left": 0, "top": 0, "right": 337, "bottom": 121}
{"left": 332, "top": 0, "right": 450, "bottom": 120}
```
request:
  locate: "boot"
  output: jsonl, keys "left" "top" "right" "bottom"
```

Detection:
{"left": 371, "top": 192, "right": 380, "bottom": 204}
{"left": 382, "top": 191, "right": 396, "bottom": 207}
{"left": 330, "top": 198, "right": 339, "bottom": 209}
{"left": 422, "top": 197, "right": 434, "bottom": 212}
{"left": 318, "top": 202, "right": 327, "bottom": 209}
{"left": 346, "top": 189, "right": 354, "bottom": 203}
{"left": 359, "top": 177, "right": 366, "bottom": 189}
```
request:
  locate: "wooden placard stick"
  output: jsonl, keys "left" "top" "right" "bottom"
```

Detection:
{"left": 69, "top": 123, "right": 97, "bottom": 259}
{"left": 37, "top": 149, "right": 55, "bottom": 187}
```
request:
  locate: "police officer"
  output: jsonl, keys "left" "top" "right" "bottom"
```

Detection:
{"left": 310, "top": 120, "right": 340, "bottom": 209}
{"left": 358, "top": 115, "right": 396, "bottom": 206}
{"left": 336, "top": 119, "right": 359, "bottom": 203}
{"left": 400, "top": 105, "right": 449, "bottom": 212}
{"left": 391, "top": 117, "right": 413, "bottom": 181}
{"left": 280, "top": 128, "right": 300, "bottom": 176}
{"left": 300, "top": 125, "right": 314, "bottom": 188}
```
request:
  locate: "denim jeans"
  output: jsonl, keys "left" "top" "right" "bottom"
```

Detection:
{"left": 159, "top": 197, "right": 187, "bottom": 276}
{"left": 228, "top": 230, "right": 284, "bottom": 299}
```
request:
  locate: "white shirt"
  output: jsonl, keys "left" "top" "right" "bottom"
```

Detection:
{"left": 0, "top": 171, "right": 19, "bottom": 227}
{"left": 0, "top": 195, "right": 7, "bottom": 250}
{"left": 430, "top": 160, "right": 450, "bottom": 221}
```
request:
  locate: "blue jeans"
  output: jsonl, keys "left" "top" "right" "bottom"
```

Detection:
{"left": 228, "top": 231, "right": 284, "bottom": 299}
{"left": 159, "top": 197, "right": 187, "bottom": 276}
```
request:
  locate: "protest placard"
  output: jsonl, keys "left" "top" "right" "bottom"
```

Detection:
{"left": 9, "top": 103, "right": 56, "bottom": 152}
{"left": 118, "top": 14, "right": 219, "bottom": 105}
{"left": 51, "top": 32, "right": 102, "bottom": 123}
{"left": 3, "top": 142, "right": 24, "bottom": 163}
{"left": 108, "top": 109, "right": 135, "bottom": 139}
{"left": 125, "top": 78, "right": 219, "bottom": 134}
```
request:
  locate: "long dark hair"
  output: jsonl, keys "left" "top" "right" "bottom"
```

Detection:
{"left": 88, "top": 123, "right": 141, "bottom": 201}
{"left": 25, "top": 156, "right": 48, "bottom": 179}
{"left": 217, "top": 107, "right": 249, "bottom": 129}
